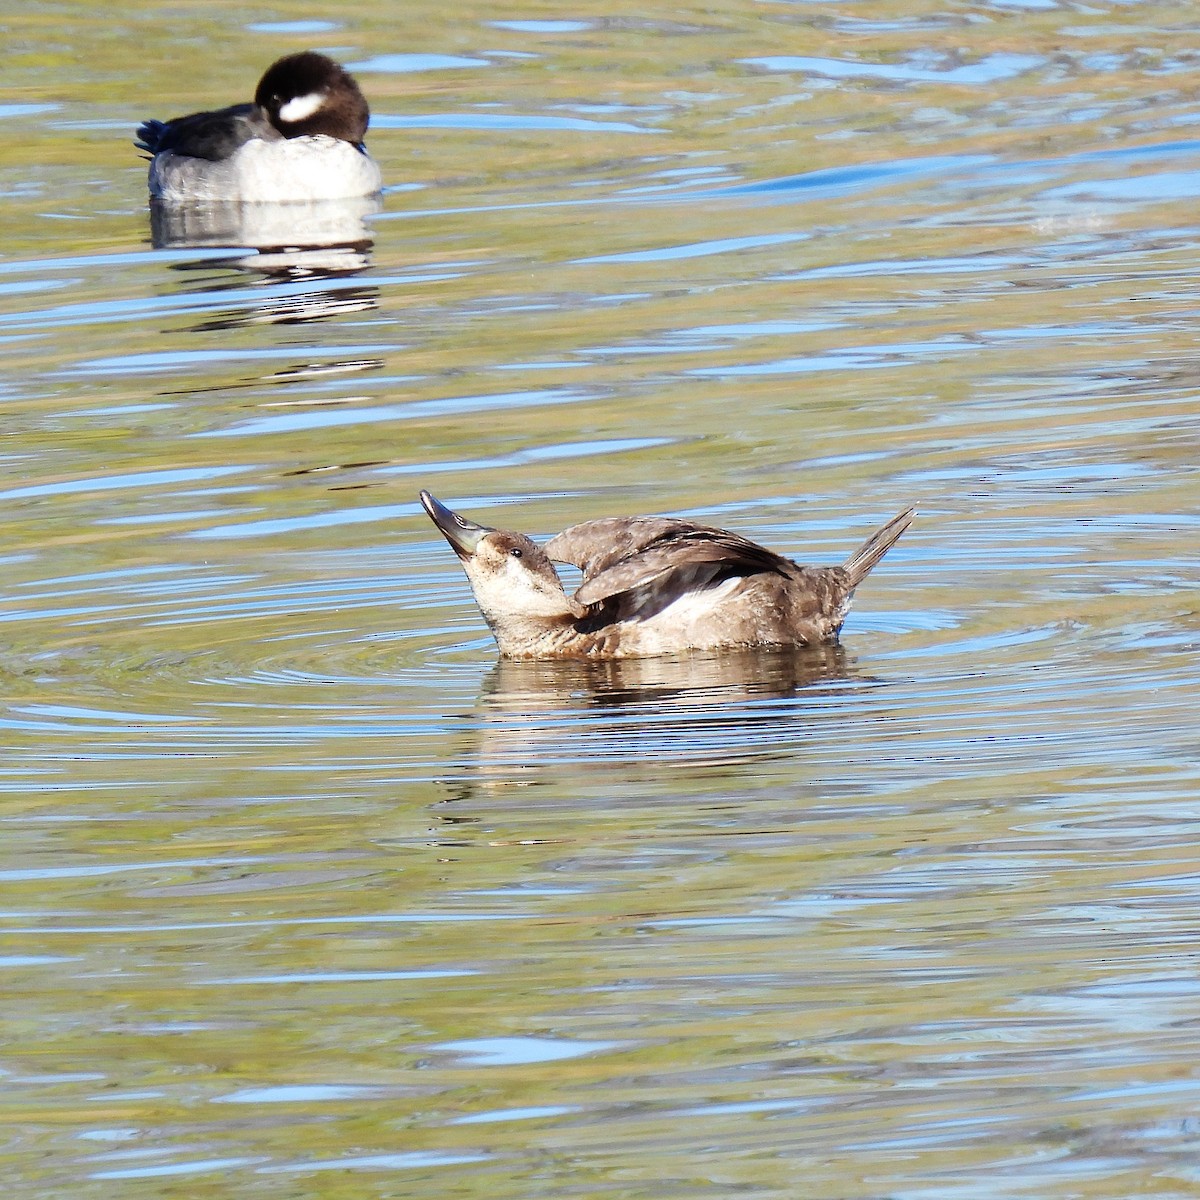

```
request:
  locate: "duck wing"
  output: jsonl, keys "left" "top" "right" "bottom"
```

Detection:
{"left": 546, "top": 518, "right": 796, "bottom": 607}
{"left": 546, "top": 518, "right": 691, "bottom": 577}
{"left": 135, "top": 104, "right": 279, "bottom": 161}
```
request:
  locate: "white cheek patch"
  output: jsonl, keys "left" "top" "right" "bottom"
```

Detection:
{"left": 278, "top": 91, "right": 326, "bottom": 124}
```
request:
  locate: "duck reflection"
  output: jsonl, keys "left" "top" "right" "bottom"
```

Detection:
{"left": 150, "top": 193, "right": 379, "bottom": 258}
{"left": 148, "top": 194, "right": 381, "bottom": 327}
{"left": 440, "top": 646, "right": 859, "bottom": 803}
{"left": 482, "top": 644, "right": 851, "bottom": 710}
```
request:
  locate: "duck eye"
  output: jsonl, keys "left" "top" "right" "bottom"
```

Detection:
{"left": 509, "top": 547, "right": 523, "bottom": 558}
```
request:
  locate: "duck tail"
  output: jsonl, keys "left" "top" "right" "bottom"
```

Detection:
{"left": 134, "top": 120, "right": 168, "bottom": 156}
{"left": 842, "top": 508, "right": 915, "bottom": 589}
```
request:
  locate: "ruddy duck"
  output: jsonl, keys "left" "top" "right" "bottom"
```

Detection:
{"left": 421, "top": 491, "right": 915, "bottom": 659}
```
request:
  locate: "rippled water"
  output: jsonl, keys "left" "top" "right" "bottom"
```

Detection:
{"left": 4, "top": 1, "right": 1200, "bottom": 1195}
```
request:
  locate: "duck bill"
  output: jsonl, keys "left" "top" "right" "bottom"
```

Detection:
{"left": 420, "top": 490, "right": 491, "bottom": 559}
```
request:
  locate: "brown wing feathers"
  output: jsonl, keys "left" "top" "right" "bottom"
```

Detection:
{"left": 547, "top": 519, "right": 796, "bottom": 608}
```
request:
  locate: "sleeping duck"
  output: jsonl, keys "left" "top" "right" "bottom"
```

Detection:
{"left": 135, "top": 52, "right": 381, "bottom": 203}
{"left": 420, "top": 490, "right": 914, "bottom": 660}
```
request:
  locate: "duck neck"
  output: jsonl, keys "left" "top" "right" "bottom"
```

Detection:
{"left": 488, "top": 612, "right": 615, "bottom": 659}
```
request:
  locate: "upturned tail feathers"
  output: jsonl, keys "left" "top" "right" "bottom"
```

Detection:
{"left": 842, "top": 508, "right": 915, "bottom": 589}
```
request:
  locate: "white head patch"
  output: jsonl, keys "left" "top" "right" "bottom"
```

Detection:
{"left": 278, "top": 91, "right": 326, "bottom": 124}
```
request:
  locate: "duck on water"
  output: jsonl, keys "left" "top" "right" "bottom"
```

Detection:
{"left": 135, "top": 52, "right": 381, "bottom": 203}
{"left": 420, "top": 491, "right": 914, "bottom": 660}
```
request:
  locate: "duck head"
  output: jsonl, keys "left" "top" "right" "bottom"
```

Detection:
{"left": 421, "top": 491, "right": 582, "bottom": 651}
{"left": 254, "top": 51, "right": 371, "bottom": 144}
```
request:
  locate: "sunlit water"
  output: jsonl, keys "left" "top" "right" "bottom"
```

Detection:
{"left": 3, "top": 1, "right": 1200, "bottom": 1196}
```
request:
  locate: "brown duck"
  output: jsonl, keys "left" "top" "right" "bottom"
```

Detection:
{"left": 420, "top": 490, "right": 914, "bottom": 660}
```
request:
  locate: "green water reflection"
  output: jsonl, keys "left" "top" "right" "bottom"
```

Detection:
{"left": 3, "top": 0, "right": 1200, "bottom": 1196}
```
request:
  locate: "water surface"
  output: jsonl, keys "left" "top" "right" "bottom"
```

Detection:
{"left": 3, "top": 0, "right": 1200, "bottom": 1196}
